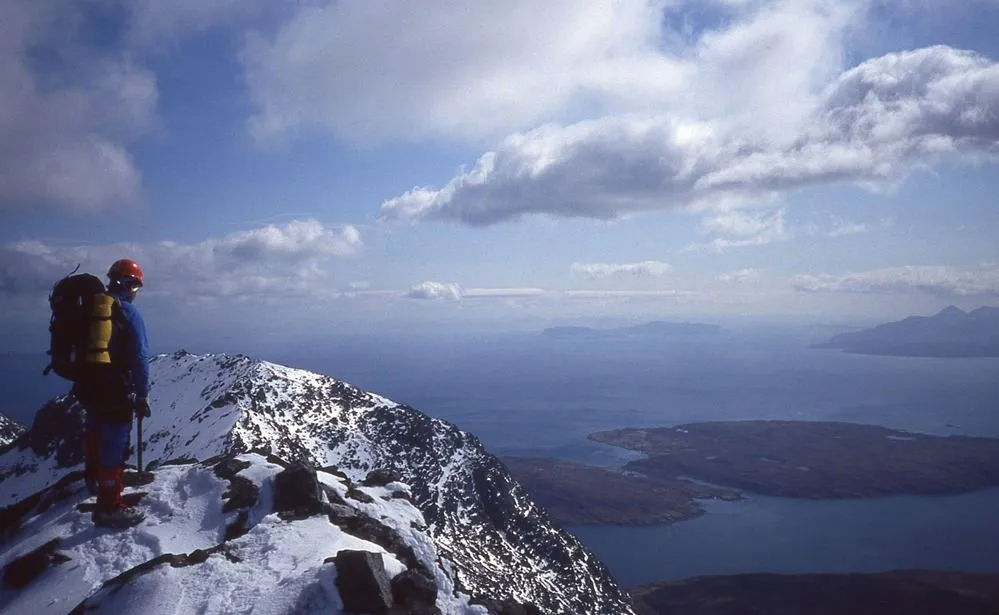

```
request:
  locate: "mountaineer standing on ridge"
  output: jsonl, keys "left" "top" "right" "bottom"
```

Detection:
{"left": 71, "top": 259, "right": 151, "bottom": 528}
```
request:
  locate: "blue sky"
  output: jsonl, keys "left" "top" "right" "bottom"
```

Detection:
{"left": 1, "top": 0, "right": 998, "bottom": 351}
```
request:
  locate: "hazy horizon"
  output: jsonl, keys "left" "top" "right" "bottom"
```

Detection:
{"left": 1, "top": 0, "right": 998, "bottom": 345}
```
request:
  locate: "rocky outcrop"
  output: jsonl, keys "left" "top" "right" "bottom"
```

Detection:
{"left": 0, "top": 352, "right": 636, "bottom": 614}
{"left": 0, "top": 413, "right": 25, "bottom": 449}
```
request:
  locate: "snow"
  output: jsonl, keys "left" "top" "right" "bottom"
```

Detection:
{"left": 0, "top": 453, "right": 485, "bottom": 615}
{"left": 0, "top": 352, "right": 636, "bottom": 614}
{"left": 86, "top": 516, "right": 403, "bottom": 615}
{"left": 0, "top": 450, "right": 73, "bottom": 504}
{"left": 0, "top": 463, "right": 234, "bottom": 615}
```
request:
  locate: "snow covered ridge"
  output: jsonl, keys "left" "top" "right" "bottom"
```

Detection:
{"left": 0, "top": 413, "right": 24, "bottom": 448}
{"left": 0, "top": 352, "right": 636, "bottom": 614}
{"left": 1, "top": 453, "right": 483, "bottom": 614}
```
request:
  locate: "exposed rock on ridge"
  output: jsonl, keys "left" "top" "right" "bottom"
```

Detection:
{"left": 0, "top": 351, "right": 635, "bottom": 615}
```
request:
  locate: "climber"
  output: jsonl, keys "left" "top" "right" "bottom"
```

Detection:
{"left": 76, "top": 259, "right": 151, "bottom": 528}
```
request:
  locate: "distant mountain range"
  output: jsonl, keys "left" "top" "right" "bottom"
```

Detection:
{"left": 818, "top": 306, "right": 999, "bottom": 357}
{"left": 543, "top": 320, "right": 721, "bottom": 338}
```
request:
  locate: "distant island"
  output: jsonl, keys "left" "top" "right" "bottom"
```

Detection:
{"left": 631, "top": 570, "right": 999, "bottom": 615}
{"left": 817, "top": 305, "right": 999, "bottom": 357}
{"left": 591, "top": 421, "right": 999, "bottom": 499}
{"left": 543, "top": 320, "right": 721, "bottom": 338}
{"left": 502, "top": 457, "right": 738, "bottom": 525}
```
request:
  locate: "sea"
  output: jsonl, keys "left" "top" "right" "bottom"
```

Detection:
{"left": 4, "top": 323, "right": 999, "bottom": 588}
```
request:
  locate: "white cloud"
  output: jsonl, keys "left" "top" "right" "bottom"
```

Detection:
{"left": 0, "top": 219, "right": 361, "bottom": 297}
{"left": 405, "top": 281, "right": 462, "bottom": 300}
{"left": 0, "top": 2, "right": 158, "bottom": 212}
{"left": 241, "top": 0, "right": 684, "bottom": 142}
{"left": 717, "top": 268, "right": 764, "bottom": 283}
{"left": 463, "top": 288, "right": 547, "bottom": 298}
{"left": 381, "top": 44, "right": 999, "bottom": 225}
{"left": 564, "top": 289, "right": 695, "bottom": 300}
{"left": 570, "top": 260, "right": 673, "bottom": 278}
{"left": 791, "top": 265, "right": 999, "bottom": 296}
{"left": 825, "top": 221, "right": 871, "bottom": 237}
{"left": 687, "top": 208, "right": 789, "bottom": 252}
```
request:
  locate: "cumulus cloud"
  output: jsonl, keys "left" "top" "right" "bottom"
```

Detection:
{"left": 405, "top": 281, "right": 462, "bottom": 301}
{"left": 241, "top": 0, "right": 683, "bottom": 142}
{"left": 381, "top": 44, "right": 999, "bottom": 225}
{"left": 0, "top": 219, "right": 361, "bottom": 297}
{"left": 0, "top": 1, "right": 158, "bottom": 211}
{"left": 571, "top": 260, "right": 672, "bottom": 278}
{"left": 791, "top": 265, "right": 999, "bottom": 296}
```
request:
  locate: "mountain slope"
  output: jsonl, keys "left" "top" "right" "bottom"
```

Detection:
{"left": 0, "top": 351, "right": 635, "bottom": 615}
{"left": 818, "top": 306, "right": 999, "bottom": 357}
{"left": 0, "top": 413, "right": 24, "bottom": 448}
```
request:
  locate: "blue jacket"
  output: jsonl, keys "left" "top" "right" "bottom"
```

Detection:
{"left": 109, "top": 289, "right": 150, "bottom": 399}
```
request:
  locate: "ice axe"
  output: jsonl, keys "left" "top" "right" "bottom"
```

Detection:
{"left": 136, "top": 414, "right": 143, "bottom": 472}
{"left": 134, "top": 398, "right": 151, "bottom": 472}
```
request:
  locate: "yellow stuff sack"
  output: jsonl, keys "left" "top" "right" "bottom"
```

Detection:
{"left": 85, "top": 294, "right": 115, "bottom": 365}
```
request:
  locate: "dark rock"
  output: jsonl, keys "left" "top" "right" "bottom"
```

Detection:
{"left": 273, "top": 462, "right": 323, "bottom": 518}
{"left": 346, "top": 487, "right": 374, "bottom": 504}
{"left": 390, "top": 490, "right": 411, "bottom": 501}
{"left": 159, "top": 456, "right": 199, "bottom": 467}
{"left": 321, "top": 483, "right": 350, "bottom": 507}
{"left": 325, "top": 503, "right": 359, "bottom": 522}
{"left": 334, "top": 550, "right": 393, "bottom": 613}
{"left": 321, "top": 464, "right": 348, "bottom": 480}
{"left": 27, "top": 397, "right": 85, "bottom": 467}
{"left": 212, "top": 457, "right": 251, "bottom": 480}
{"left": 363, "top": 468, "right": 402, "bottom": 487}
{"left": 2, "top": 538, "right": 71, "bottom": 588}
{"left": 470, "top": 598, "right": 543, "bottom": 615}
{"left": 123, "top": 470, "right": 155, "bottom": 487}
{"left": 391, "top": 568, "right": 438, "bottom": 608}
{"left": 224, "top": 510, "right": 250, "bottom": 540}
{"left": 221, "top": 476, "right": 259, "bottom": 513}
{"left": 265, "top": 453, "right": 291, "bottom": 469}
{"left": 1, "top": 471, "right": 84, "bottom": 540}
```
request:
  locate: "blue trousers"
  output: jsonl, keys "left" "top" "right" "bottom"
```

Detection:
{"left": 84, "top": 413, "right": 133, "bottom": 468}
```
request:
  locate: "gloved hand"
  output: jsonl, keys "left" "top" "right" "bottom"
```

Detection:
{"left": 134, "top": 397, "right": 152, "bottom": 418}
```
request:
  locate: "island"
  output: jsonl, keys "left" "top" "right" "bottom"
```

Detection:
{"left": 590, "top": 421, "right": 999, "bottom": 498}
{"left": 502, "top": 457, "right": 739, "bottom": 525}
{"left": 631, "top": 570, "right": 999, "bottom": 615}
{"left": 817, "top": 305, "right": 999, "bottom": 357}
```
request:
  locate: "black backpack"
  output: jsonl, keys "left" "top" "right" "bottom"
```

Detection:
{"left": 44, "top": 273, "right": 111, "bottom": 382}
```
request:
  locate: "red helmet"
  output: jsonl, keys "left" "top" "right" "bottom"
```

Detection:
{"left": 108, "top": 259, "right": 144, "bottom": 286}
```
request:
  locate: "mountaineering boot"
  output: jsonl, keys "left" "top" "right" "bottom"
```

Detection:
{"left": 93, "top": 506, "right": 144, "bottom": 528}
{"left": 93, "top": 467, "right": 144, "bottom": 528}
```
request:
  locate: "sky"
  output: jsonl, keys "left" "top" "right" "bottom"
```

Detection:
{"left": 1, "top": 0, "right": 998, "bottom": 352}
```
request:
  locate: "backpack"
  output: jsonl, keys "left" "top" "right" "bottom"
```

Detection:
{"left": 44, "top": 273, "right": 119, "bottom": 382}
